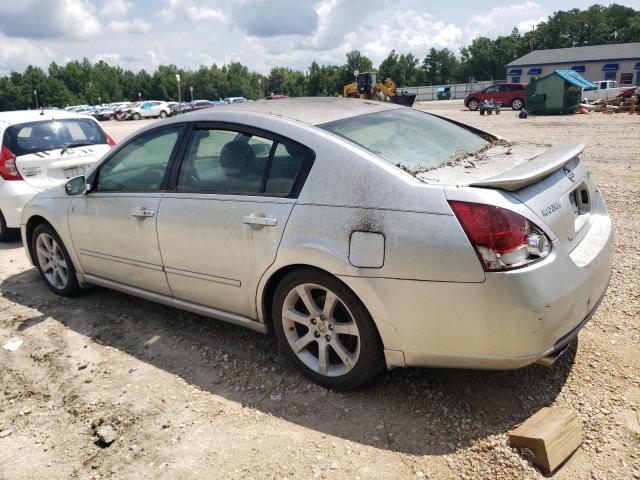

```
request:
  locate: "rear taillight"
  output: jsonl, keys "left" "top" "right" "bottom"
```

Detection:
{"left": 0, "top": 145, "right": 22, "bottom": 181}
{"left": 105, "top": 133, "right": 116, "bottom": 147}
{"left": 449, "top": 200, "right": 551, "bottom": 271}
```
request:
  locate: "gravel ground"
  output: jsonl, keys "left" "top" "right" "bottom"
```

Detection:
{"left": 0, "top": 102, "right": 638, "bottom": 479}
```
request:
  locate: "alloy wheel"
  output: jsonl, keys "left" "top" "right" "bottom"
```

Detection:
{"left": 512, "top": 98, "right": 523, "bottom": 110}
{"left": 468, "top": 99, "right": 478, "bottom": 111}
{"left": 35, "top": 233, "right": 69, "bottom": 289}
{"left": 281, "top": 283, "right": 361, "bottom": 377}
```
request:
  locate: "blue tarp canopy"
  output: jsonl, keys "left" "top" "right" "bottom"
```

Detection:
{"left": 602, "top": 63, "right": 619, "bottom": 71}
{"left": 571, "top": 66, "right": 586, "bottom": 73}
{"left": 554, "top": 70, "right": 598, "bottom": 90}
{"left": 527, "top": 68, "right": 542, "bottom": 75}
{"left": 634, "top": 63, "right": 640, "bottom": 70}
{"left": 508, "top": 69, "right": 522, "bottom": 75}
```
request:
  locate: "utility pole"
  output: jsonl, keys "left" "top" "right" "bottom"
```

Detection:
{"left": 189, "top": 86, "right": 194, "bottom": 103}
{"left": 33, "top": 90, "right": 39, "bottom": 110}
{"left": 138, "top": 91, "right": 142, "bottom": 102}
{"left": 176, "top": 74, "right": 182, "bottom": 113}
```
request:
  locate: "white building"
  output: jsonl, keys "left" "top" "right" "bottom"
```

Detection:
{"left": 506, "top": 42, "right": 640, "bottom": 86}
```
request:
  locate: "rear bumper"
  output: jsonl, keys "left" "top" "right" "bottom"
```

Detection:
{"left": 0, "top": 181, "right": 38, "bottom": 228}
{"left": 340, "top": 192, "right": 613, "bottom": 370}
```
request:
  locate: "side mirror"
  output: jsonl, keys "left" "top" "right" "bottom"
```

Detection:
{"left": 64, "top": 175, "right": 88, "bottom": 196}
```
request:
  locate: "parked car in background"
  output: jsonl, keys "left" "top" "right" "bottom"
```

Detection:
{"left": 266, "top": 94, "right": 289, "bottom": 100}
{"left": 113, "top": 103, "right": 134, "bottom": 121}
{"left": 20, "top": 98, "right": 612, "bottom": 390}
{"left": 582, "top": 80, "right": 638, "bottom": 102}
{"left": 0, "top": 110, "right": 115, "bottom": 240}
{"left": 91, "top": 106, "right": 115, "bottom": 121}
{"left": 464, "top": 83, "right": 527, "bottom": 111}
{"left": 169, "top": 102, "right": 191, "bottom": 116}
{"left": 128, "top": 101, "right": 171, "bottom": 120}
{"left": 189, "top": 100, "right": 213, "bottom": 111}
{"left": 224, "top": 97, "right": 248, "bottom": 104}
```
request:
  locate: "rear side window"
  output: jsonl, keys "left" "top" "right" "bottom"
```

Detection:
{"left": 3, "top": 119, "right": 107, "bottom": 156}
{"left": 97, "top": 126, "right": 183, "bottom": 192}
{"left": 176, "top": 128, "right": 310, "bottom": 196}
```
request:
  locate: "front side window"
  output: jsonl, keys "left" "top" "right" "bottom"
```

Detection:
{"left": 177, "top": 128, "right": 309, "bottom": 196}
{"left": 484, "top": 86, "right": 497, "bottom": 93}
{"left": 97, "top": 126, "right": 183, "bottom": 192}
{"left": 321, "top": 109, "right": 488, "bottom": 172}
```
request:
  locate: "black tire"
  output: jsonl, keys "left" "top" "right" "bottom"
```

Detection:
{"left": 132, "top": 112, "right": 141, "bottom": 120}
{"left": 159, "top": 110, "right": 167, "bottom": 118}
{"left": 480, "top": 109, "right": 485, "bottom": 116}
{"left": 467, "top": 98, "right": 479, "bottom": 111}
{"left": 511, "top": 97, "right": 524, "bottom": 110}
{"left": 0, "top": 211, "right": 17, "bottom": 242}
{"left": 31, "top": 223, "right": 83, "bottom": 296}
{"left": 272, "top": 268, "right": 384, "bottom": 390}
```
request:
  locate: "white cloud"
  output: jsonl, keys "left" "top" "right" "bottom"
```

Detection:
{"left": 463, "top": 1, "right": 544, "bottom": 41}
{"left": 100, "top": 0, "right": 133, "bottom": 17}
{"left": 106, "top": 18, "right": 151, "bottom": 34}
{"left": 0, "top": 0, "right": 102, "bottom": 39}
{"left": 159, "top": 0, "right": 227, "bottom": 23}
{"left": 0, "top": 32, "right": 54, "bottom": 75}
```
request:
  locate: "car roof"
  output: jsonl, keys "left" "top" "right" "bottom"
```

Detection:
{"left": 0, "top": 109, "right": 96, "bottom": 126}
{"left": 185, "top": 97, "right": 403, "bottom": 126}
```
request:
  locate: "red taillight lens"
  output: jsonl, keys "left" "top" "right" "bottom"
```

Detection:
{"left": 0, "top": 145, "right": 22, "bottom": 181}
{"left": 105, "top": 133, "right": 116, "bottom": 147}
{"left": 449, "top": 200, "right": 551, "bottom": 271}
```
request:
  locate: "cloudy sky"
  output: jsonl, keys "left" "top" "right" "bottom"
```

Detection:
{"left": 0, "top": 0, "right": 639, "bottom": 75}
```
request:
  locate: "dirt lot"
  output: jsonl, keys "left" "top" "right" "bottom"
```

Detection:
{"left": 1, "top": 102, "right": 638, "bottom": 479}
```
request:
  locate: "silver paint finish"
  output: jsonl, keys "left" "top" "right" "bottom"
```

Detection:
{"left": 19, "top": 98, "right": 613, "bottom": 373}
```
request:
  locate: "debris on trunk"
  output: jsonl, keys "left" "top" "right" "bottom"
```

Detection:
{"left": 508, "top": 407, "right": 582, "bottom": 474}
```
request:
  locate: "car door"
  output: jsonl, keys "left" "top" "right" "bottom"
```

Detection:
{"left": 156, "top": 125, "right": 313, "bottom": 318}
{"left": 68, "top": 125, "right": 186, "bottom": 295}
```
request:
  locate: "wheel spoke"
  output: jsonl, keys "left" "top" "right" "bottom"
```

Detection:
{"left": 322, "top": 291, "right": 338, "bottom": 319}
{"left": 317, "top": 341, "right": 330, "bottom": 375}
{"left": 291, "top": 331, "right": 315, "bottom": 353}
{"left": 57, "top": 266, "right": 68, "bottom": 286}
{"left": 332, "top": 321, "right": 358, "bottom": 336}
{"left": 282, "top": 306, "right": 311, "bottom": 326}
{"left": 331, "top": 341, "right": 356, "bottom": 369}
{"left": 296, "top": 285, "right": 320, "bottom": 315}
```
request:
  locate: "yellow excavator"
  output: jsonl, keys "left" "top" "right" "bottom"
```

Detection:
{"left": 342, "top": 71, "right": 416, "bottom": 106}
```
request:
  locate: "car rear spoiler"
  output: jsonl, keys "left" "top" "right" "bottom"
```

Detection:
{"left": 468, "top": 140, "right": 586, "bottom": 192}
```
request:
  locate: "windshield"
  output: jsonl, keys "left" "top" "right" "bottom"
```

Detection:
{"left": 3, "top": 119, "right": 107, "bottom": 157}
{"left": 321, "top": 109, "right": 489, "bottom": 172}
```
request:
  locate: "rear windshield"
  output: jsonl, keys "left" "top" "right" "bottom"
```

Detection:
{"left": 321, "top": 109, "right": 489, "bottom": 172}
{"left": 2, "top": 118, "right": 107, "bottom": 157}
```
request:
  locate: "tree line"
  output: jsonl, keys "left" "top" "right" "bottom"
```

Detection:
{"left": 1, "top": 3, "right": 638, "bottom": 110}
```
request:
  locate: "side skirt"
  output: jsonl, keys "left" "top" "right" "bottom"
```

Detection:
{"left": 82, "top": 273, "right": 268, "bottom": 334}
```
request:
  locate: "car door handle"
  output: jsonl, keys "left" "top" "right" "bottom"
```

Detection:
{"left": 130, "top": 207, "right": 155, "bottom": 218}
{"left": 242, "top": 214, "right": 277, "bottom": 227}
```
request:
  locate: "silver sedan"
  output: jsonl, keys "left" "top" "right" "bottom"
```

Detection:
{"left": 20, "top": 98, "right": 613, "bottom": 389}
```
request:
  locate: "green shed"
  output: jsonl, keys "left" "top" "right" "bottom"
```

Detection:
{"left": 526, "top": 70, "right": 597, "bottom": 115}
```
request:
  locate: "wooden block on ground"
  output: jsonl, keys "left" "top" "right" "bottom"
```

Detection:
{"left": 508, "top": 407, "right": 582, "bottom": 474}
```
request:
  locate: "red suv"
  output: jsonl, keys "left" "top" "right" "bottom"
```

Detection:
{"left": 464, "top": 83, "right": 527, "bottom": 111}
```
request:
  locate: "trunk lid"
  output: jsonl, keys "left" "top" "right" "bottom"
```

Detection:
{"left": 422, "top": 141, "right": 594, "bottom": 252}
{"left": 15, "top": 145, "right": 110, "bottom": 191}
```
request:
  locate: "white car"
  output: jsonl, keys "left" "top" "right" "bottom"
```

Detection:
{"left": 224, "top": 97, "right": 249, "bottom": 104}
{"left": 129, "top": 101, "right": 171, "bottom": 120}
{"left": 0, "top": 110, "right": 114, "bottom": 240}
